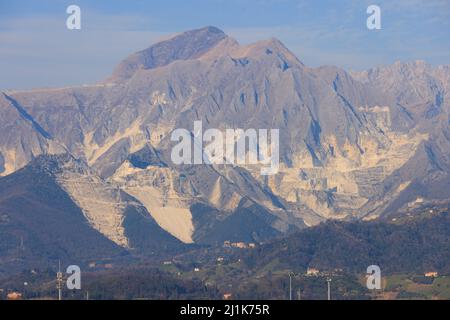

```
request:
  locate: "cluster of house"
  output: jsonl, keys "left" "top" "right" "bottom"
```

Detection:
{"left": 306, "top": 267, "right": 320, "bottom": 276}
{"left": 88, "top": 261, "right": 114, "bottom": 269}
{"left": 223, "top": 293, "right": 233, "bottom": 300}
{"left": 223, "top": 241, "right": 256, "bottom": 249}
{"left": 306, "top": 268, "right": 440, "bottom": 278}
{"left": 1, "top": 291, "right": 23, "bottom": 300}
{"left": 304, "top": 267, "right": 344, "bottom": 277}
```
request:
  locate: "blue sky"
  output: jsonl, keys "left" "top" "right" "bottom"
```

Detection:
{"left": 1, "top": 0, "right": 449, "bottom": 90}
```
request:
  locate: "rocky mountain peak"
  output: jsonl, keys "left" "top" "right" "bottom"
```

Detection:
{"left": 107, "top": 26, "right": 228, "bottom": 82}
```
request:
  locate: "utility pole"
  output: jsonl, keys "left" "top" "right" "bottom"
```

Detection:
{"left": 326, "top": 278, "right": 332, "bottom": 301}
{"left": 56, "top": 261, "right": 63, "bottom": 301}
{"left": 289, "top": 273, "right": 293, "bottom": 300}
{"left": 289, "top": 272, "right": 300, "bottom": 300}
{"left": 17, "top": 236, "right": 25, "bottom": 260}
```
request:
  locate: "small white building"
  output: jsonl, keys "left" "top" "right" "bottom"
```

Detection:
{"left": 306, "top": 267, "right": 320, "bottom": 276}
{"left": 424, "top": 271, "right": 438, "bottom": 277}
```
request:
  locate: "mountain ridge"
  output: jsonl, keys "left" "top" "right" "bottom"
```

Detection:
{"left": 1, "top": 26, "right": 450, "bottom": 262}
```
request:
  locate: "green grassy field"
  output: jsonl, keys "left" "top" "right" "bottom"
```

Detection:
{"left": 381, "top": 275, "right": 450, "bottom": 299}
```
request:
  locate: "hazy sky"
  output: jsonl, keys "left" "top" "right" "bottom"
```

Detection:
{"left": 1, "top": 0, "right": 449, "bottom": 90}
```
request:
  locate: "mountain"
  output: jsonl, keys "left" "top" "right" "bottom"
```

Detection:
{"left": 1, "top": 26, "right": 450, "bottom": 266}
{"left": 0, "top": 154, "right": 187, "bottom": 274}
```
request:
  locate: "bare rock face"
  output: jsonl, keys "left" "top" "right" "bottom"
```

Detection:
{"left": 1, "top": 26, "right": 450, "bottom": 248}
